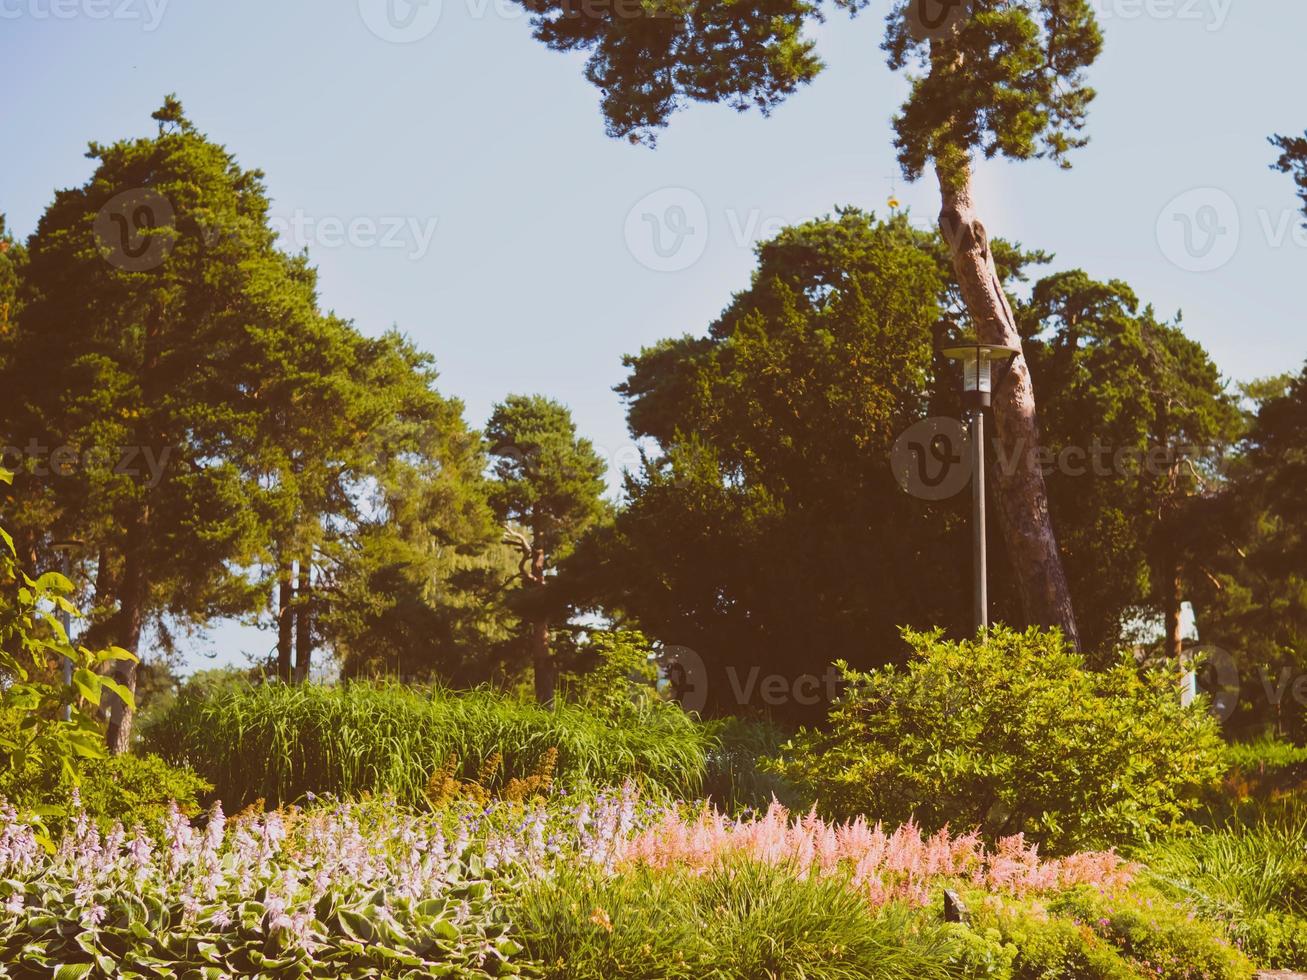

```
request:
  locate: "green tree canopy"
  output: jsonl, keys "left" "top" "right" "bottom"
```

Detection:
{"left": 510, "top": 0, "right": 1109, "bottom": 646}
{"left": 486, "top": 395, "right": 607, "bottom": 702}
{"left": 1021, "top": 271, "right": 1242, "bottom": 658}
{"left": 594, "top": 210, "right": 961, "bottom": 719}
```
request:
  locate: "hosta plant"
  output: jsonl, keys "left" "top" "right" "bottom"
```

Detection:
{"left": 0, "top": 799, "right": 531, "bottom": 978}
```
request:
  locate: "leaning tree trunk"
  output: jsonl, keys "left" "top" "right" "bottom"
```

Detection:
{"left": 936, "top": 162, "right": 1081, "bottom": 649}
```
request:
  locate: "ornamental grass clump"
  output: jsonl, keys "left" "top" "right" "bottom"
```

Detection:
{"left": 143, "top": 679, "right": 711, "bottom": 809}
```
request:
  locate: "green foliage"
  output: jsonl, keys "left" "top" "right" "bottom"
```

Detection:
{"left": 1191, "top": 365, "right": 1307, "bottom": 736}
{"left": 980, "top": 902, "right": 1141, "bottom": 980}
{"left": 509, "top": 0, "right": 823, "bottom": 147}
{"left": 884, "top": 1, "right": 1102, "bottom": 182}
{"left": 293, "top": 330, "right": 502, "bottom": 685}
{"left": 0, "top": 491, "right": 135, "bottom": 783}
{"left": 1143, "top": 799, "right": 1307, "bottom": 967}
{"left": 142, "top": 680, "right": 712, "bottom": 809}
{"left": 558, "top": 630, "right": 658, "bottom": 723}
{"left": 508, "top": 858, "right": 957, "bottom": 980}
{"left": 1271, "top": 129, "right": 1307, "bottom": 220}
{"left": 0, "top": 749, "right": 210, "bottom": 832}
{"left": 699, "top": 716, "right": 800, "bottom": 814}
{"left": 1048, "top": 886, "right": 1254, "bottom": 980}
{"left": 486, "top": 394, "right": 609, "bottom": 700}
{"left": 1226, "top": 735, "right": 1307, "bottom": 773}
{"left": 1242, "top": 910, "right": 1307, "bottom": 969}
{"left": 2, "top": 842, "right": 527, "bottom": 979}
{"left": 939, "top": 923, "right": 1017, "bottom": 979}
{"left": 1220, "top": 735, "right": 1307, "bottom": 802}
{"left": 486, "top": 395, "right": 607, "bottom": 561}
{"left": 509, "top": 0, "right": 1103, "bottom": 190}
{"left": 769, "top": 626, "right": 1225, "bottom": 853}
{"left": 1142, "top": 797, "right": 1307, "bottom": 966}
{"left": 597, "top": 210, "right": 959, "bottom": 719}
{"left": 1020, "top": 271, "right": 1242, "bottom": 657}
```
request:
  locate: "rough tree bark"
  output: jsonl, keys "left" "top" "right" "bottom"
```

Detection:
{"left": 105, "top": 505, "right": 148, "bottom": 754}
{"left": 936, "top": 162, "right": 1081, "bottom": 648}
{"left": 504, "top": 529, "right": 556, "bottom": 704}
{"left": 527, "top": 546, "right": 555, "bottom": 704}
{"left": 294, "top": 558, "right": 312, "bottom": 684}
{"left": 276, "top": 560, "right": 294, "bottom": 682}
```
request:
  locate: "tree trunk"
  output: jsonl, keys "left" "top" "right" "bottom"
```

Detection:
{"left": 277, "top": 561, "right": 294, "bottom": 682}
{"left": 1163, "top": 560, "right": 1183, "bottom": 663}
{"left": 528, "top": 547, "right": 555, "bottom": 703}
{"left": 105, "top": 507, "right": 148, "bottom": 755}
{"left": 936, "top": 162, "right": 1081, "bottom": 648}
{"left": 531, "top": 616, "right": 554, "bottom": 703}
{"left": 294, "top": 558, "right": 312, "bottom": 684}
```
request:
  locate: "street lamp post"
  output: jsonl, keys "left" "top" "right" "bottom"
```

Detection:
{"left": 50, "top": 538, "right": 83, "bottom": 722}
{"left": 938, "top": 341, "right": 1020, "bottom": 635}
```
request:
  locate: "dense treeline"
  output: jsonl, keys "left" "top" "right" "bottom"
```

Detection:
{"left": 3, "top": 99, "right": 1307, "bottom": 742}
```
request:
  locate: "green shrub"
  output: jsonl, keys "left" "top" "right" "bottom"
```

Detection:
{"left": 1242, "top": 910, "right": 1307, "bottom": 969}
{"left": 142, "top": 679, "right": 712, "bottom": 809}
{"left": 1048, "top": 886, "right": 1254, "bottom": 980}
{"left": 1225, "top": 735, "right": 1307, "bottom": 773}
{"left": 558, "top": 629, "right": 660, "bottom": 723}
{"left": 0, "top": 488, "right": 137, "bottom": 790}
{"left": 939, "top": 923, "right": 1017, "bottom": 979}
{"left": 768, "top": 626, "right": 1225, "bottom": 853}
{"left": 509, "top": 858, "right": 957, "bottom": 980}
{"left": 996, "top": 911, "right": 1139, "bottom": 980}
{"left": 0, "top": 739, "right": 208, "bottom": 831}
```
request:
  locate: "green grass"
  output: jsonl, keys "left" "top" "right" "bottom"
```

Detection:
{"left": 141, "top": 680, "right": 713, "bottom": 809}
{"left": 1144, "top": 798, "right": 1307, "bottom": 920}
{"left": 1143, "top": 796, "right": 1307, "bottom": 969}
{"left": 507, "top": 857, "right": 958, "bottom": 980}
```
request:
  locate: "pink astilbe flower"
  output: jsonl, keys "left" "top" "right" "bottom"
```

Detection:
{"left": 612, "top": 801, "right": 1134, "bottom": 908}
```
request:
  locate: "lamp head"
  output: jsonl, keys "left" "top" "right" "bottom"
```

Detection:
{"left": 938, "top": 341, "right": 1021, "bottom": 410}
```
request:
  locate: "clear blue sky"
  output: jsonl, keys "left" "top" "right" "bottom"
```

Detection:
{"left": 3, "top": 0, "right": 1305, "bottom": 669}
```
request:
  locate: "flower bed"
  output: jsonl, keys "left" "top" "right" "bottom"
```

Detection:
{"left": 0, "top": 787, "right": 1256, "bottom": 979}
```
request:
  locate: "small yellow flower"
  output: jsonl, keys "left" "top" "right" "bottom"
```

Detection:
{"left": 888, "top": 196, "right": 902, "bottom": 209}
{"left": 590, "top": 907, "right": 613, "bottom": 933}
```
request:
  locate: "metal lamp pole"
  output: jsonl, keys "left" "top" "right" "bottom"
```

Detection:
{"left": 938, "top": 342, "right": 1020, "bottom": 637}
{"left": 970, "top": 399, "right": 986, "bottom": 632}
